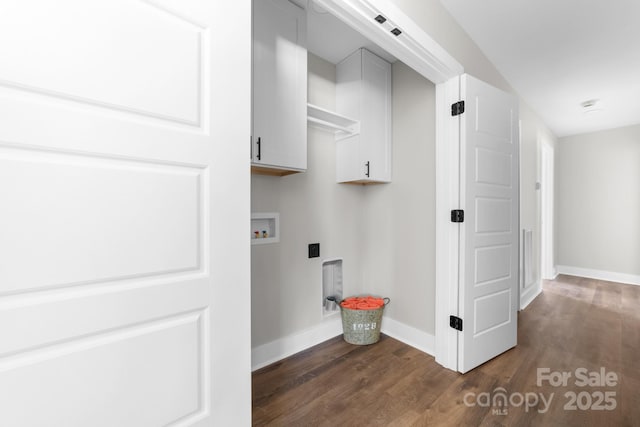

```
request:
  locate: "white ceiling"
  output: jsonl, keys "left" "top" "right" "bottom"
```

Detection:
{"left": 439, "top": 0, "right": 640, "bottom": 137}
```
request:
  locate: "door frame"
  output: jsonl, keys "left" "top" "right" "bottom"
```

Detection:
{"left": 540, "top": 138, "right": 555, "bottom": 280}
{"left": 315, "top": 0, "right": 464, "bottom": 371}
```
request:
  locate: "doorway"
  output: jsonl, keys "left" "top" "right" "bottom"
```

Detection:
{"left": 252, "top": 0, "right": 519, "bottom": 374}
{"left": 540, "top": 139, "right": 555, "bottom": 280}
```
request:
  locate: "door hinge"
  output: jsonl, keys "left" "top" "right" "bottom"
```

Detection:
{"left": 451, "top": 209, "right": 464, "bottom": 223}
{"left": 450, "top": 315, "right": 463, "bottom": 331}
{"left": 451, "top": 100, "right": 465, "bottom": 116}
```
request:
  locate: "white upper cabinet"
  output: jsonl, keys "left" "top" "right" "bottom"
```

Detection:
{"left": 336, "top": 49, "right": 392, "bottom": 184}
{"left": 252, "top": 0, "right": 307, "bottom": 176}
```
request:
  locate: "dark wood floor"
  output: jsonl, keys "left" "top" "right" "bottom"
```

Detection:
{"left": 252, "top": 275, "right": 640, "bottom": 426}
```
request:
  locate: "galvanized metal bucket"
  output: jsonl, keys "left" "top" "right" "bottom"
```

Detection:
{"left": 327, "top": 296, "right": 390, "bottom": 345}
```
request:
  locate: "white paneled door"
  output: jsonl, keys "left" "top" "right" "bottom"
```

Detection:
{"left": 0, "top": 1, "right": 251, "bottom": 425}
{"left": 458, "top": 74, "right": 519, "bottom": 373}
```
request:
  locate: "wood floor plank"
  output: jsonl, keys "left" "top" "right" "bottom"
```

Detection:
{"left": 252, "top": 275, "right": 638, "bottom": 426}
{"left": 412, "top": 370, "right": 497, "bottom": 426}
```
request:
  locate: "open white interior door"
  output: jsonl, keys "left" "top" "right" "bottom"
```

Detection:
{"left": 457, "top": 74, "right": 519, "bottom": 373}
{"left": 0, "top": 1, "right": 251, "bottom": 425}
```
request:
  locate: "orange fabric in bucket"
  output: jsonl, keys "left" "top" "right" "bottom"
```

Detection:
{"left": 340, "top": 296, "right": 385, "bottom": 310}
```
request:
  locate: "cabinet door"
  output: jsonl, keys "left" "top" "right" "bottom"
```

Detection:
{"left": 361, "top": 50, "right": 392, "bottom": 182}
{"left": 252, "top": 0, "right": 307, "bottom": 172}
{"left": 336, "top": 50, "right": 363, "bottom": 183}
{"left": 336, "top": 49, "right": 391, "bottom": 184}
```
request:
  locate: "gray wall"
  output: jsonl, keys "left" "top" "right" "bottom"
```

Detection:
{"left": 557, "top": 124, "right": 640, "bottom": 276}
{"left": 251, "top": 54, "right": 365, "bottom": 347}
{"left": 360, "top": 62, "right": 436, "bottom": 333}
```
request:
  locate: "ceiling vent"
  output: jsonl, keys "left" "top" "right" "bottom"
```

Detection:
{"left": 581, "top": 99, "right": 601, "bottom": 113}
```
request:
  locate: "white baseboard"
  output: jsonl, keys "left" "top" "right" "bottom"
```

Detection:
{"left": 556, "top": 265, "right": 640, "bottom": 286}
{"left": 251, "top": 316, "right": 342, "bottom": 371}
{"left": 520, "top": 281, "right": 542, "bottom": 310}
{"left": 381, "top": 317, "right": 435, "bottom": 356}
{"left": 251, "top": 316, "right": 435, "bottom": 371}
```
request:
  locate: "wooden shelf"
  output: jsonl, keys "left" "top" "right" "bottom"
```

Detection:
{"left": 307, "top": 103, "right": 359, "bottom": 139}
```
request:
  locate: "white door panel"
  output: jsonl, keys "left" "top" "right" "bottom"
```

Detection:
{"left": 475, "top": 245, "right": 511, "bottom": 285}
{"left": 0, "top": 0, "right": 202, "bottom": 125}
{"left": 459, "top": 74, "right": 519, "bottom": 373}
{"left": 0, "top": 1, "right": 251, "bottom": 425}
{"left": 1, "top": 148, "right": 202, "bottom": 293}
{"left": 476, "top": 149, "right": 512, "bottom": 187}
{"left": 1, "top": 311, "right": 203, "bottom": 427}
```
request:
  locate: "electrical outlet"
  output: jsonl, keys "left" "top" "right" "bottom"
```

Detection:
{"left": 308, "top": 243, "right": 320, "bottom": 258}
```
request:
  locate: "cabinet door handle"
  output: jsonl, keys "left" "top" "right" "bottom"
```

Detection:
{"left": 365, "top": 161, "right": 370, "bottom": 177}
{"left": 257, "top": 137, "right": 261, "bottom": 161}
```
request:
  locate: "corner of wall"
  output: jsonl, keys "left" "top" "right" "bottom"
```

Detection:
{"left": 381, "top": 316, "right": 435, "bottom": 356}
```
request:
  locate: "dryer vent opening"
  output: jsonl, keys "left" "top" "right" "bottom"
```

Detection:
{"left": 322, "top": 258, "right": 343, "bottom": 316}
